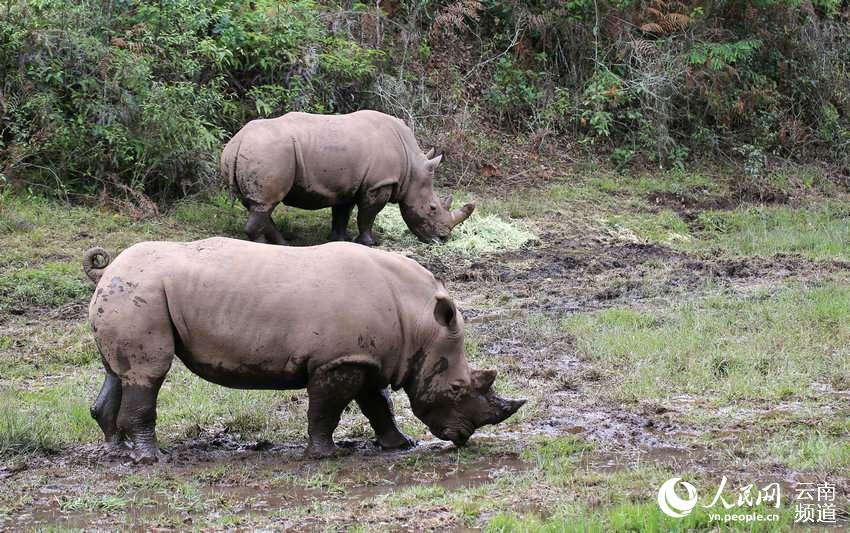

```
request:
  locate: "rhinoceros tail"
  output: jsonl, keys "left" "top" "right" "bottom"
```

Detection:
{"left": 220, "top": 130, "right": 245, "bottom": 202}
{"left": 82, "top": 247, "right": 112, "bottom": 284}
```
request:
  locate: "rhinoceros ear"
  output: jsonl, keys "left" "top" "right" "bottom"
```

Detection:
{"left": 434, "top": 294, "right": 458, "bottom": 330}
{"left": 472, "top": 369, "right": 497, "bottom": 393}
{"left": 425, "top": 154, "right": 443, "bottom": 172}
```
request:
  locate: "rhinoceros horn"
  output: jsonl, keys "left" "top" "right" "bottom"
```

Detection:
{"left": 425, "top": 147, "right": 436, "bottom": 159}
{"left": 442, "top": 194, "right": 453, "bottom": 210}
{"left": 470, "top": 369, "right": 526, "bottom": 426}
{"left": 449, "top": 202, "right": 475, "bottom": 228}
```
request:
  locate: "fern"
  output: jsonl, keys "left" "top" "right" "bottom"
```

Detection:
{"left": 688, "top": 39, "right": 763, "bottom": 70}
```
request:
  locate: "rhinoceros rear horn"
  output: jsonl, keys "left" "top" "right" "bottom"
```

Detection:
{"left": 442, "top": 194, "right": 453, "bottom": 210}
{"left": 425, "top": 147, "right": 436, "bottom": 159}
{"left": 449, "top": 203, "right": 475, "bottom": 228}
{"left": 425, "top": 154, "right": 443, "bottom": 172}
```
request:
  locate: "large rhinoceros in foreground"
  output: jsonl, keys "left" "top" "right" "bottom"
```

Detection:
{"left": 83, "top": 238, "right": 523, "bottom": 463}
{"left": 220, "top": 110, "right": 475, "bottom": 246}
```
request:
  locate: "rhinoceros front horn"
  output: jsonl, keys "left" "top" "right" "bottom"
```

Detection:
{"left": 482, "top": 394, "right": 526, "bottom": 426}
{"left": 449, "top": 203, "right": 475, "bottom": 228}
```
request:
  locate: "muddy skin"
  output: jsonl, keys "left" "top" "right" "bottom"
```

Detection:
{"left": 89, "top": 370, "right": 122, "bottom": 445}
{"left": 82, "top": 238, "right": 524, "bottom": 464}
{"left": 220, "top": 110, "right": 475, "bottom": 246}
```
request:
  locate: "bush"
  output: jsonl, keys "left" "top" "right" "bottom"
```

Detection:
{"left": 0, "top": 0, "right": 384, "bottom": 201}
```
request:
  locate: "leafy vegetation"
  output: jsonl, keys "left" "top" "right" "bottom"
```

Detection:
{"left": 2, "top": 1, "right": 849, "bottom": 202}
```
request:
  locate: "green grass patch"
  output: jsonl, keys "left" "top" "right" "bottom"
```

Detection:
{"left": 767, "top": 433, "right": 850, "bottom": 473}
{"left": 487, "top": 500, "right": 795, "bottom": 532}
{"left": 607, "top": 210, "right": 692, "bottom": 245}
{"left": 563, "top": 283, "right": 850, "bottom": 402}
{"left": 0, "top": 263, "right": 90, "bottom": 311}
{"left": 693, "top": 204, "right": 850, "bottom": 260}
{"left": 609, "top": 203, "right": 850, "bottom": 261}
{"left": 0, "top": 378, "right": 101, "bottom": 456}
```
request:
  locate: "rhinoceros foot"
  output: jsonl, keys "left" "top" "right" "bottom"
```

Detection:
{"left": 328, "top": 230, "right": 352, "bottom": 242}
{"left": 354, "top": 232, "right": 378, "bottom": 247}
{"left": 129, "top": 448, "right": 164, "bottom": 465}
{"left": 375, "top": 431, "right": 416, "bottom": 451}
{"left": 304, "top": 443, "right": 356, "bottom": 460}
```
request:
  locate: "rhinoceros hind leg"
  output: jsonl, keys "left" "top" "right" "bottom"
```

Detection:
{"left": 245, "top": 209, "right": 287, "bottom": 245}
{"left": 329, "top": 204, "right": 354, "bottom": 241}
{"left": 91, "top": 370, "right": 123, "bottom": 445}
{"left": 117, "top": 379, "right": 165, "bottom": 464}
{"left": 354, "top": 186, "right": 392, "bottom": 246}
{"left": 304, "top": 364, "right": 370, "bottom": 459}
{"left": 356, "top": 387, "right": 416, "bottom": 450}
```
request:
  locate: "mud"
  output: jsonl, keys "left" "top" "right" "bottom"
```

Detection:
{"left": 3, "top": 433, "right": 528, "bottom": 531}
{"left": 445, "top": 233, "right": 850, "bottom": 318}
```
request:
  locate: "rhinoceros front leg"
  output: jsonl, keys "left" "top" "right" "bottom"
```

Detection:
{"left": 305, "top": 364, "right": 369, "bottom": 459}
{"left": 356, "top": 387, "right": 415, "bottom": 450}
{"left": 354, "top": 186, "right": 392, "bottom": 246}
{"left": 329, "top": 204, "right": 354, "bottom": 241}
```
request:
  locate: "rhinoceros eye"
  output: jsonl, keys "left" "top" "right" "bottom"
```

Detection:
{"left": 429, "top": 203, "right": 437, "bottom": 211}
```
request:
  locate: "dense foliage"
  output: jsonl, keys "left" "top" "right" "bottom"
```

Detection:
{"left": 0, "top": 0, "right": 848, "bottom": 200}
{"left": 0, "top": 0, "right": 382, "bottom": 199}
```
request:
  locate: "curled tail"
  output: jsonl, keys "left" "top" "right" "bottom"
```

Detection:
{"left": 83, "top": 247, "right": 112, "bottom": 284}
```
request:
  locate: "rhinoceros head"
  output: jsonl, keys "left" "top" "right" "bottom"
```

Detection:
{"left": 406, "top": 292, "right": 525, "bottom": 445}
{"left": 399, "top": 152, "right": 475, "bottom": 243}
{"left": 413, "top": 369, "right": 526, "bottom": 446}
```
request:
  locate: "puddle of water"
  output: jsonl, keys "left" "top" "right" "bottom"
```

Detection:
{"left": 3, "top": 438, "right": 529, "bottom": 530}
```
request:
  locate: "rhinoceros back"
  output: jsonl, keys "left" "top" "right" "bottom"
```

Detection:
{"left": 226, "top": 111, "right": 413, "bottom": 212}
{"left": 91, "top": 238, "right": 436, "bottom": 390}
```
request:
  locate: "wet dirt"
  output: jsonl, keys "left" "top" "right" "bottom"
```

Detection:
{"left": 2, "top": 433, "right": 529, "bottom": 531}
{"left": 445, "top": 232, "right": 850, "bottom": 317}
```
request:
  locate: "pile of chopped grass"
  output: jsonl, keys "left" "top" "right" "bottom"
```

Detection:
{"left": 375, "top": 206, "right": 536, "bottom": 256}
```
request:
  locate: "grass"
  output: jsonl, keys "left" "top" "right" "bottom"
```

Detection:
{"left": 606, "top": 202, "right": 850, "bottom": 261}
{"left": 375, "top": 202, "right": 536, "bottom": 255}
{"left": 692, "top": 204, "right": 850, "bottom": 260}
{"left": 486, "top": 501, "right": 797, "bottom": 532}
{"left": 563, "top": 283, "right": 850, "bottom": 402}
{"left": 767, "top": 433, "right": 850, "bottom": 473}
{"left": 0, "top": 263, "right": 91, "bottom": 312}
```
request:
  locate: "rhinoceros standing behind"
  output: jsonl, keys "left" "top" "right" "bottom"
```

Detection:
{"left": 220, "top": 110, "right": 475, "bottom": 246}
{"left": 83, "top": 238, "right": 523, "bottom": 463}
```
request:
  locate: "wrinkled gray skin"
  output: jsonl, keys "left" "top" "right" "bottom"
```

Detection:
{"left": 83, "top": 238, "right": 523, "bottom": 463}
{"left": 220, "top": 110, "right": 475, "bottom": 246}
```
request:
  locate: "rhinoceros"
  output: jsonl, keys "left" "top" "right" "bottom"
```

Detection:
{"left": 83, "top": 238, "right": 523, "bottom": 463}
{"left": 220, "top": 110, "right": 475, "bottom": 246}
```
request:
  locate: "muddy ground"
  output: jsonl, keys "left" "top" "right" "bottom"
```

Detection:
{"left": 1, "top": 176, "right": 849, "bottom": 531}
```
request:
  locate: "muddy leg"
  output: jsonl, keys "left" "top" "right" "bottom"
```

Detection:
{"left": 329, "top": 204, "right": 354, "bottom": 241}
{"left": 245, "top": 209, "right": 287, "bottom": 245}
{"left": 356, "top": 387, "right": 415, "bottom": 450}
{"left": 116, "top": 379, "right": 164, "bottom": 464}
{"left": 354, "top": 186, "right": 392, "bottom": 246}
{"left": 305, "top": 365, "right": 368, "bottom": 459}
{"left": 91, "top": 370, "right": 122, "bottom": 446}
